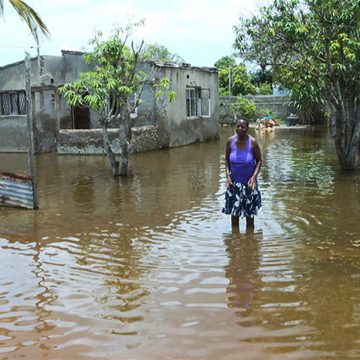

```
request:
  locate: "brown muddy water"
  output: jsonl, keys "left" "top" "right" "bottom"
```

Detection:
{"left": 1, "top": 126, "right": 360, "bottom": 359}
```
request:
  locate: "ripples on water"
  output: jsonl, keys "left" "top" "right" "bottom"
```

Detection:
{"left": 1, "top": 126, "right": 360, "bottom": 359}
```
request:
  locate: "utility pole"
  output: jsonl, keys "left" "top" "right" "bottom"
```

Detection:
{"left": 228, "top": 64, "right": 232, "bottom": 95}
{"left": 25, "top": 52, "right": 38, "bottom": 209}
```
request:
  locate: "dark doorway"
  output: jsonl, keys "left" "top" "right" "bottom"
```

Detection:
{"left": 72, "top": 106, "right": 90, "bottom": 129}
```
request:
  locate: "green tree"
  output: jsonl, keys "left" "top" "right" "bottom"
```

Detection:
{"left": 234, "top": 0, "right": 360, "bottom": 170}
{"left": 215, "top": 56, "right": 256, "bottom": 96}
{"left": 0, "top": 0, "right": 49, "bottom": 38}
{"left": 250, "top": 68, "right": 273, "bottom": 90}
{"left": 214, "top": 55, "right": 236, "bottom": 70}
{"left": 60, "top": 22, "right": 175, "bottom": 177}
{"left": 142, "top": 43, "right": 184, "bottom": 63}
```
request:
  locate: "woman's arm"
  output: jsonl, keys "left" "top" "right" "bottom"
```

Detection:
{"left": 225, "top": 137, "right": 233, "bottom": 186}
{"left": 248, "top": 138, "right": 262, "bottom": 188}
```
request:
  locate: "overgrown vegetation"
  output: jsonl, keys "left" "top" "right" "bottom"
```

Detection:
{"left": 230, "top": 97, "right": 257, "bottom": 120}
{"left": 141, "top": 43, "right": 185, "bottom": 64}
{"left": 234, "top": 0, "right": 360, "bottom": 170}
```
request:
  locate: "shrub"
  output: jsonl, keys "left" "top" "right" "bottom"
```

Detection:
{"left": 230, "top": 97, "right": 257, "bottom": 119}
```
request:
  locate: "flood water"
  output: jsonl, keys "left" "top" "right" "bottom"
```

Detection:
{"left": 1, "top": 126, "right": 360, "bottom": 359}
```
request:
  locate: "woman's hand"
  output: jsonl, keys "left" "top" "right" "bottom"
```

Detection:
{"left": 247, "top": 176, "right": 257, "bottom": 189}
{"left": 226, "top": 174, "right": 233, "bottom": 188}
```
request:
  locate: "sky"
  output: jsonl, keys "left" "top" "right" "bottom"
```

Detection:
{"left": 0, "top": 0, "right": 270, "bottom": 68}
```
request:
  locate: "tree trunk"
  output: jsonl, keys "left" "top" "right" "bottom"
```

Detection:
{"left": 332, "top": 107, "right": 360, "bottom": 171}
{"left": 119, "top": 111, "right": 130, "bottom": 177}
{"left": 102, "top": 120, "right": 119, "bottom": 176}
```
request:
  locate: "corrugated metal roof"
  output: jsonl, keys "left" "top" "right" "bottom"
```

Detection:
{"left": 0, "top": 172, "right": 35, "bottom": 209}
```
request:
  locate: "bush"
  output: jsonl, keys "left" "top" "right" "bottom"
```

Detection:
{"left": 258, "top": 83, "right": 273, "bottom": 95}
{"left": 230, "top": 97, "right": 257, "bottom": 119}
{"left": 257, "top": 107, "right": 274, "bottom": 118}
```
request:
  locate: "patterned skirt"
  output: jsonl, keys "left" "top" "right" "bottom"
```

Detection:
{"left": 222, "top": 182, "right": 262, "bottom": 218}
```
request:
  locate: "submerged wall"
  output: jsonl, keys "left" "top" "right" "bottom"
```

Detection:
{"left": 57, "top": 125, "right": 169, "bottom": 155}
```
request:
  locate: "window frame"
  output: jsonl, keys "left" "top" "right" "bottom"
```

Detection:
{"left": 199, "top": 88, "right": 211, "bottom": 118}
{"left": 186, "top": 88, "right": 197, "bottom": 118}
{"left": 186, "top": 87, "right": 211, "bottom": 119}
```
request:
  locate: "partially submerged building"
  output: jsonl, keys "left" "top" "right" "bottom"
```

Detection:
{"left": 0, "top": 51, "right": 219, "bottom": 154}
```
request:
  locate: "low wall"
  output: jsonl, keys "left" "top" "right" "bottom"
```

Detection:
{"left": 220, "top": 95, "right": 290, "bottom": 124}
{"left": 58, "top": 125, "right": 168, "bottom": 154}
{"left": 0, "top": 116, "right": 28, "bottom": 152}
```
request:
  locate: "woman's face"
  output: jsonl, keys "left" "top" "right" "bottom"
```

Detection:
{"left": 235, "top": 120, "right": 249, "bottom": 137}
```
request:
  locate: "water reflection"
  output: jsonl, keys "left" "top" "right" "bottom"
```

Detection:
{"left": 72, "top": 176, "right": 95, "bottom": 214}
{"left": 224, "top": 228, "right": 261, "bottom": 319}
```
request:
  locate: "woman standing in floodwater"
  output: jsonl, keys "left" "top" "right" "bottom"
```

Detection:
{"left": 222, "top": 118, "right": 262, "bottom": 228}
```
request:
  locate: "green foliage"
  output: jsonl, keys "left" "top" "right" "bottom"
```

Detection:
{"left": 231, "top": 65, "right": 256, "bottom": 95}
{"left": 233, "top": 0, "right": 360, "bottom": 168}
{"left": 60, "top": 22, "right": 175, "bottom": 124}
{"left": 60, "top": 24, "right": 144, "bottom": 119}
{"left": 250, "top": 68, "right": 273, "bottom": 86}
{"left": 231, "top": 97, "right": 257, "bottom": 119}
{"left": 234, "top": 0, "right": 360, "bottom": 110}
{"left": 0, "top": 0, "right": 50, "bottom": 39}
{"left": 287, "top": 84, "right": 327, "bottom": 123}
{"left": 258, "top": 83, "right": 273, "bottom": 95}
{"left": 60, "top": 21, "right": 176, "bottom": 177}
{"left": 214, "top": 56, "right": 236, "bottom": 70}
{"left": 257, "top": 107, "right": 274, "bottom": 117}
{"left": 141, "top": 43, "right": 185, "bottom": 64}
{"left": 155, "top": 78, "right": 176, "bottom": 101}
{"left": 215, "top": 57, "right": 256, "bottom": 96}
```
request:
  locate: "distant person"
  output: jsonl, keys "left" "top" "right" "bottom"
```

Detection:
{"left": 222, "top": 118, "right": 262, "bottom": 228}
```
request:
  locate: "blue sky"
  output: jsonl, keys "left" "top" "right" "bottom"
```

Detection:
{"left": 0, "top": 0, "right": 270, "bottom": 67}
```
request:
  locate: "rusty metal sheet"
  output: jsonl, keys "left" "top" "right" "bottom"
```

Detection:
{"left": 0, "top": 172, "right": 35, "bottom": 209}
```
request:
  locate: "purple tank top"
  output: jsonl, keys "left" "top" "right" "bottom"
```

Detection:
{"left": 229, "top": 135, "right": 256, "bottom": 184}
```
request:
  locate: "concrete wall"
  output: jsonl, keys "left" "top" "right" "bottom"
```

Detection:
{"left": 0, "top": 52, "right": 100, "bottom": 152}
{"left": 58, "top": 125, "right": 168, "bottom": 154}
{"left": 0, "top": 58, "right": 39, "bottom": 89}
{"left": 0, "top": 116, "right": 28, "bottom": 152}
{"left": 0, "top": 52, "right": 94, "bottom": 88}
{"left": 163, "top": 66, "right": 219, "bottom": 147}
{"left": 250, "top": 95, "right": 290, "bottom": 119}
{"left": 219, "top": 95, "right": 290, "bottom": 124}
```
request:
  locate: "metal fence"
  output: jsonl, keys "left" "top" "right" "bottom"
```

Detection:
{"left": 0, "top": 90, "right": 27, "bottom": 115}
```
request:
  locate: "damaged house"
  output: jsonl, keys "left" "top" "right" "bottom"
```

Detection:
{"left": 0, "top": 50, "right": 219, "bottom": 154}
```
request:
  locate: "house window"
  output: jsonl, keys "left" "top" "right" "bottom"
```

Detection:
{"left": 199, "top": 89, "right": 210, "bottom": 117}
{"left": 0, "top": 90, "right": 26, "bottom": 115}
{"left": 186, "top": 87, "right": 211, "bottom": 118}
{"left": 186, "top": 88, "right": 197, "bottom": 117}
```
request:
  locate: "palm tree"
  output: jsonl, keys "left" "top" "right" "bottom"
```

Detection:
{"left": 0, "top": 0, "right": 50, "bottom": 38}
